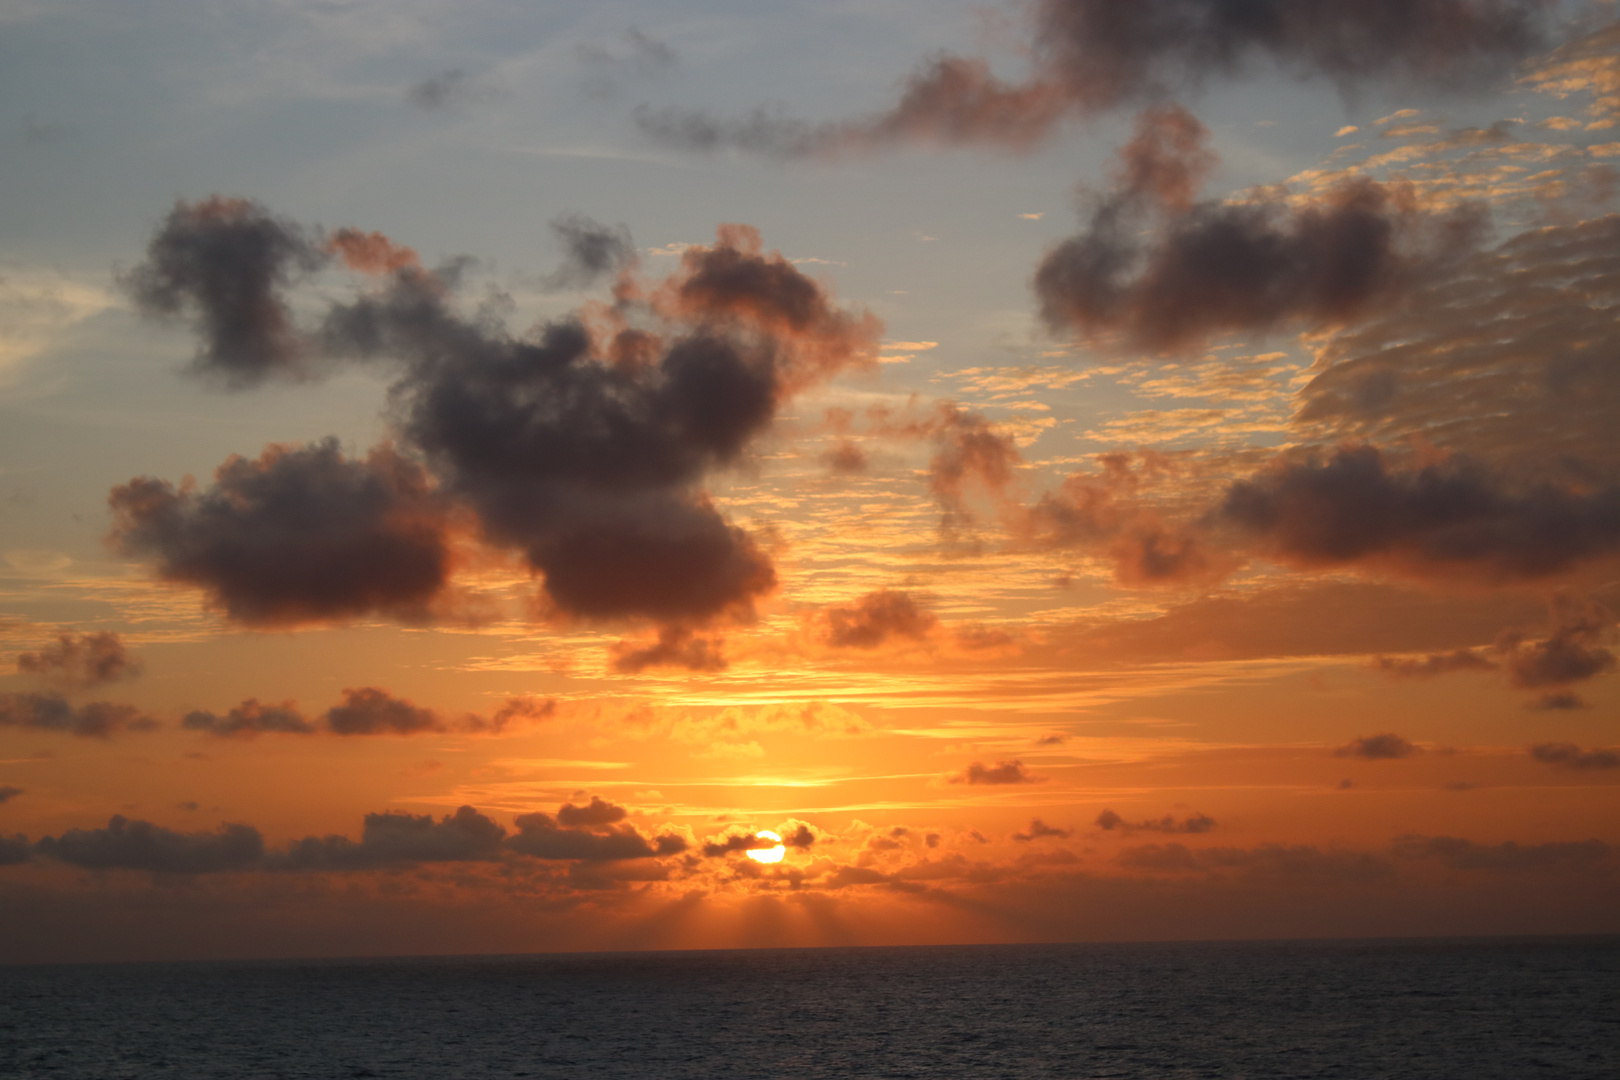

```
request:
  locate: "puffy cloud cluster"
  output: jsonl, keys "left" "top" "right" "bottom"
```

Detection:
{"left": 0, "top": 694, "right": 159, "bottom": 738}
{"left": 110, "top": 441, "right": 449, "bottom": 627}
{"left": 821, "top": 590, "right": 937, "bottom": 649}
{"left": 1096, "top": 809, "right": 1217, "bottom": 833}
{"left": 1035, "top": 106, "right": 1488, "bottom": 350}
{"left": 1529, "top": 743, "right": 1620, "bottom": 770}
{"left": 35, "top": 816, "right": 264, "bottom": 874}
{"left": 948, "top": 760, "right": 1045, "bottom": 785}
{"left": 119, "top": 200, "right": 880, "bottom": 632}
{"left": 274, "top": 807, "right": 506, "bottom": 871}
{"left": 639, "top": 0, "right": 1554, "bottom": 156}
{"left": 182, "top": 688, "right": 555, "bottom": 739}
{"left": 15, "top": 632, "right": 141, "bottom": 688}
{"left": 1334, "top": 733, "right": 1420, "bottom": 760}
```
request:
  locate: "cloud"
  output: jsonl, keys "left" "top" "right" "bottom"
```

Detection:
{"left": 1334, "top": 733, "right": 1419, "bottom": 760}
{"left": 183, "top": 690, "right": 553, "bottom": 739}
{"left": 821, "top": 590, "right": 937, "bottom": 649}
{"left": 509, "top": 809, "right": 685, "bottom": 861}
{"left": 275, "top": 806, "right": 505, "bottom": 870}
{"left": 1530, "top": 690, "right": 1589, "bottom": 710}
{"left": 1035, "top": 107, "right": 1487, "bottom": 350}
{"left": 638, "top": 1, "right": 1551, "bottom": 156}
{"left": 124, "top": 202, "right": 879, "bottom": 630}
{"left": 556, "top": 796, "right": 627, "bottom": 828}
{"left": 610, "top": 626, "right": 728, "bottom": 673}
{"left": 0, "top": 694, "right": 159, "bottom": 738}
{"left": 926, "top": 404, "right": 1022, "bottom": 544}
{"left": 1096, "top": 809, "right": 1218, "bottom": 834}
{"left": 323, "top": 687, "right": 443, "bottom": 736}
{"left": 1393, "top": 834, "right": 1612, "bottom": 873}
{"left": 948, "top": 760, "right": 1045, "bottom": 785}
{"left": 182, "top": 699, "right": 315, "bottom": 738}
{"left": 1373, "top": 648, "right": 1498, "bottom": 678}
{"left": 34, "top": 816, "right": 263, "bottom": 874}
{"left": 406, "top": 69, "right": 473, "bottom": 110}
{"left": 1013, "top": 819, "right": 1073, "bottom": 842}
{"left": 122, "top": 197, "right": 329, "bottom": 385}
{"left": 1494, "top": 598, "right": 1617, "bottom": 689}
{"left": 15, "top": 631, "right": 141, "bottom": 688}
{"left": 544, "top": 214, "right": 636, "bottom": 290}
{"left": 0, "top": 835, "right": 31, "bottom": 866}
{"left": 0, "top": 786, "right": 22, "bottom": 805}
{"left": 1528, "top": 743, "right": 1620, "bottom": 770}
{"left": 109, "top": 440, "right": 450, "bottom": 627}
{"left": 1220, "top": 445, "right": 1620, "bottom": 582}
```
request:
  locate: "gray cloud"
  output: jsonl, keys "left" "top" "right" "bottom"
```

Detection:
{"left": 822, "top": 590, "right": 937, "bottom": 649}
{"left": 274, "top": 807, "right": 505, "bottom": 870}
{"left": 948, "top": 760, "right": 1045, "bottom": 785}
{"left": 508, "top": 809, "right": 685, "bottom": 862}
{"left": 123, "top": 197, "right": 329, "bottom": 385}
{"left": 0, "top": 694, "right": 159, "bottom": 738}
{"left": 1334, "top": 733, "right": 1419, "bottom": 760}
{"left": 16, "top": 632, "right": 142, "bottom": 688}
{"left": 1393, "top": 834, "right": 1612, "bottom": 872}
{"left": 0, "top": 786, "right": 22, "bottom": 805}
{"left": 1035, "top": 107, "right": 1487, "bottom": 350}
{"left": 1096, "top": 809, "right": 1217, "bottom": 833}
{"left": 545, "top": 214, "right": 636, "bottom": 290}
{"left": 109, "top": 440, "right": 449, "bottom": 628}
{"left": 34, "top": 816, "right": 263, "bottom": 874}
{"left": 182, "top": 699, "right": 315, "bottom": 738}
{"left": 638, "top": 1, "right": 1552, "bottom": 156}
{"left": 1529, "top": 743, "right": 1620, "bottom": 770}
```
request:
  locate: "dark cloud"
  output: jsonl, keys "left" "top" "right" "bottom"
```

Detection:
{"left": 1120, "top": 841, "right": 1393, "bottom": 883}
{"left": 123, "top": 197, "right": 329, "bottom": 385}
{"left": 1013, "top": 819, "right": 1073, "bottom": 842}
{"left": 1335, "top": 733, "right": 1419, "bottom": 760}
{"left": 324, "top": 688, "right": 443, "bottom": 736}
{"left": 1096, "top": 809, "right": 1216, "bottom": 834}
{"left": 701, "top": 826, "right": 789, "bottom": 859}
{"left": 822, "top": 590, "right": 937, "bottom": 649}
{"left": 0, "top": 694, "right": 158, "bottom": 738}
{"left": 182, "top": 699, "right": 315, "bottom": 738}
{"left": 1028, "top": 452, "right": 1218, "bottom": 586}
{"left": 556, "top": 796, "right": 628, "bottom": 829}
{"left": 275, "top": 807, "right": 505, "bottom": 870}
{"left": 1220, "top": 445, "right": 1620, "bottom": 582}
{"left": 34, "top": 816, "right": 263, "bottom": 874}
{"left": 0, "top": 786, "right": 22, "bottom": 805}
{"left": 183, "top": 690, "right": 552, "bottom": 739}
{"left": 1393, "top": 834, "right": 1612, "bottom": 873}
{"left": 0, "top": 835, "right": 30, "bottom": 865}
{"left": 948, "top": 760, "right": 1045, "bottom": 785}
{"left": 638, "top": 1, "right": 1551, "bottom": 156}
{"left": 927, "top": 405, "right": 1021, "bottom": 545}
{"left": 544, "top": 214, "right": 637, "bottom": 290}
{"left": 1495, "top": 598, "right": 1617, "bottom": 689}
{"left": 124, "top": 204, "right": 877, "bottom": 630}
{"left": 406, "top": 69, "right": 472, "bottom": 110}
{"left": 610, "top": 626, "right": 728, "bottom": 673}
{"left": 16, "top": 632, "right": 142, "bottom": 688}
{"left": 509, "top": 810, "right": 685, "bottom": 861}
{"left": 109, "top": 440, "right": 450, "bottom": 627}
{"left": 1530, "top": 690, "right": 1589, "bottom": 710}
{"left": 1035, "top": 108, "right": 1487, "bottom": 350}
{"left": 1373, "top": 648, "right": 1498, "bottom": 678}
{"left": 1529, "top": 743, "right": 1620, "bottom": 770}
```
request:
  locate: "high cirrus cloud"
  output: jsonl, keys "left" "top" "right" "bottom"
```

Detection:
{"left": 1034, "top": 106, "right": 1487, "bottom": 350}
{"left": 16, "top": 632, "right": 141, "bottom": 688}
{"left": 109, "top": 440, "right": 450, "bottom": 627}
{"left": 636, "top": 0, "right": 1554, "bottom": 157}
{"left": 121, "top": 202, "right": 878, "bottom": 630}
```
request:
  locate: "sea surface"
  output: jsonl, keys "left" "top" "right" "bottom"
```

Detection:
{"left": 2, "top": 938, "right": 1617, "bottom": 1079}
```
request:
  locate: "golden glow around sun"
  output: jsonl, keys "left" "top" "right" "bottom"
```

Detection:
{"left": 746, "top": 831, "right": 786, "bottom": 864}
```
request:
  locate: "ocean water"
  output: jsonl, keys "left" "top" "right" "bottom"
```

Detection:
{"left": 2, "top": 938, "right": 1616, "bottom": 1079}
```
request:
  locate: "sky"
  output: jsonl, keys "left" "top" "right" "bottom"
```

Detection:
{"left": 1, "top": 0, "right": 1619, "bottom": 964}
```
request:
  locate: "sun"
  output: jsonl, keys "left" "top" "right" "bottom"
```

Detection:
{"left": 746, "top": 830, "right": 786, "bottom": 864}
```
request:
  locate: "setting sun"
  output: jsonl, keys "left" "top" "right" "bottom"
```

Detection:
{"left": 746, "top": 832, "right": 787, "bottom": 864}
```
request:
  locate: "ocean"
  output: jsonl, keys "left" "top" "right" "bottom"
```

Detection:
{"left": 3, "top": 938, "right": 1616, "bottom": 1078}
